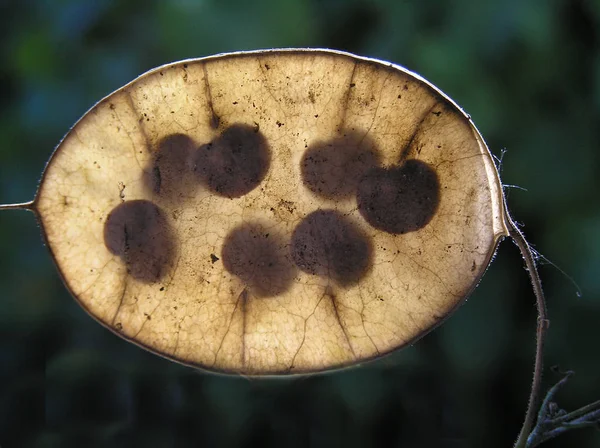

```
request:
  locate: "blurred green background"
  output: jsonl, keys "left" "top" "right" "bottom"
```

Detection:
{"left": 1, "top": 0, "right": 599, "bottom": 447}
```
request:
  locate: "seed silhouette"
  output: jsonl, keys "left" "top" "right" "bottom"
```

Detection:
{"left": 104, "top": 200, "right": 176, "bottom": 283}
{"left": 301, "top": 131, "right": 380, "bottom": 200}
{"left": 222, "top": 222, "right": 296, "bottom": 297}
{"left": 142, "top": 133, "right": 197, "bottom": 200}
{"left": 193, "top": 124, "right": 271, "bottom": 198}
{"left": 290, "top": 209, "right": 372, "bottom": 286}
{"left": 357, "top": 160, "right": 440, "bottom": 234}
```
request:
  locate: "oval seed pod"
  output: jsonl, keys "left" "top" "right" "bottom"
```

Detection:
{"left": 1, "top": 49, "right": 511, "bottom": 375}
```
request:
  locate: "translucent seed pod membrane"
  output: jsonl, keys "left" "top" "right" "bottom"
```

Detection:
{"left": 25, "top": 50, "right": 510, "bottom": 374}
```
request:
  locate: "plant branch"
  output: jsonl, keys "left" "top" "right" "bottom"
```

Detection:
{"left": 555, "top": 399, "right": 600, "bottom": 424}
{"left": 525, "top": 371, "right": 600, "bottom": 447}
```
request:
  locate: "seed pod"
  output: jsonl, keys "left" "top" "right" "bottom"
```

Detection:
{"left": 1, "top": 50, "right": 510, "bottom": 375}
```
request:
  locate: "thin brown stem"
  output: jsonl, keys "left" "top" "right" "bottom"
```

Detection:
{"left": 0, "top": 201, "right": 35, "bottom": 211}
{"left": 509, "top": 216, "right": 549, "bottom": 448}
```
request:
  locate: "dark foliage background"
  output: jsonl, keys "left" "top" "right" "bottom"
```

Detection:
{"left": 1, "top": 1, "right": 599, "bottom": 447}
